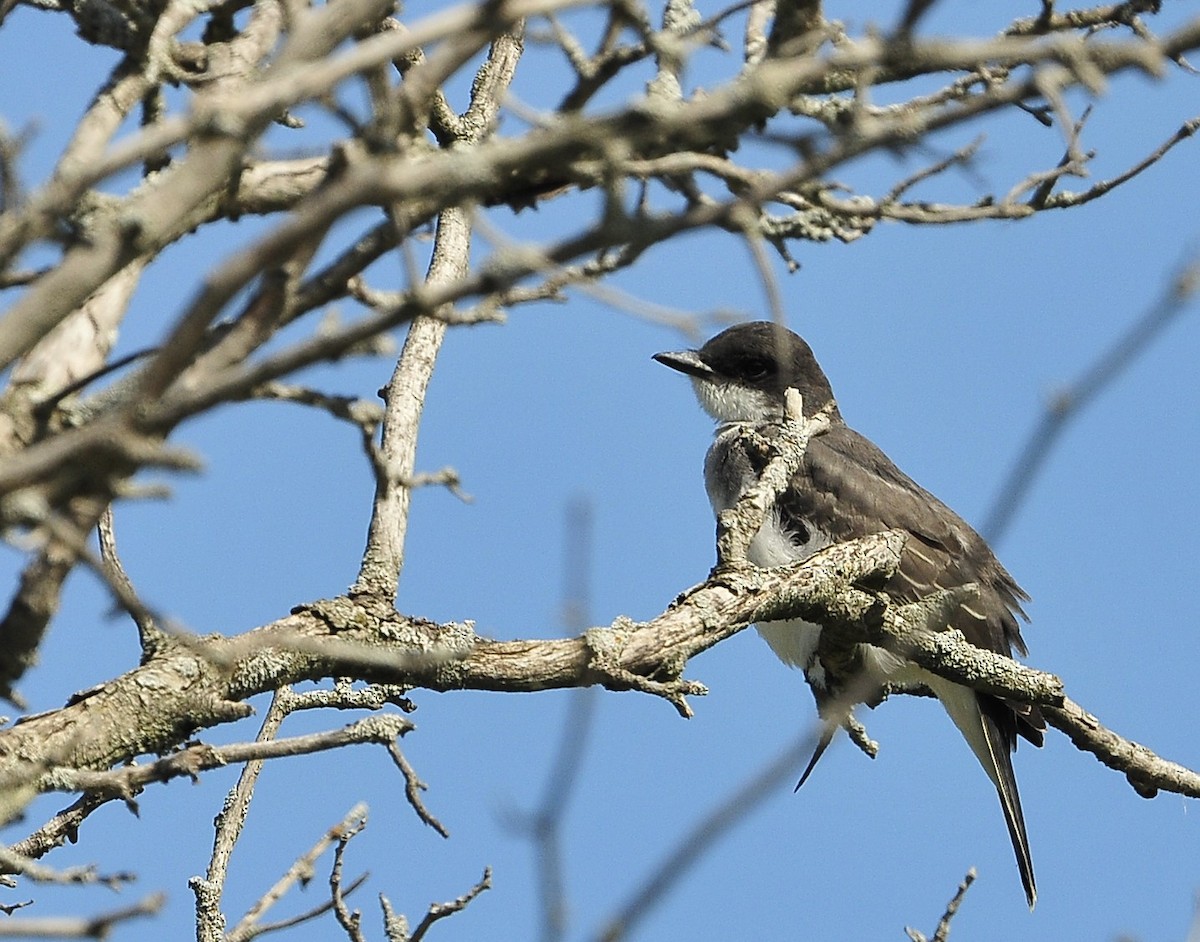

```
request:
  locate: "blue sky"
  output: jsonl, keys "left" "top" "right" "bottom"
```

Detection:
{"left": 1, "top": 1, "right": 1198, "bottom": 940}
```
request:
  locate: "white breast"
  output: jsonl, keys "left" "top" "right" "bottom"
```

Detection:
{"left": 703, "top": 424, "right": 834, "bottom": 682}
{"left": 748, "top": 504, "right": 831, "bottom": 681}
{"left": 702, "top": 424, "right": 915, "bottom": 692}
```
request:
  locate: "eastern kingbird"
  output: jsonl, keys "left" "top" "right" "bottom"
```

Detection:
{"left": 654, "top": 322, "right": 1043, "bottom": 908}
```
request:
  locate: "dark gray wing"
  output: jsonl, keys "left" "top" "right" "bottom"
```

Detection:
{"left": 793, "top": 426, "right": 1042, "bottom": 905}
{"left": 780, "top": 425, "right": 1043, "bottom": 741}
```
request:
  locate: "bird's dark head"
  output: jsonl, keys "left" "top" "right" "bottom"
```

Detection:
{"left": 654, "top": 322, "right": 837, "bottom": 423}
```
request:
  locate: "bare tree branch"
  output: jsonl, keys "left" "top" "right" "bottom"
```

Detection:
{"left": 408, "top": 867, "right": 492, "bottom": 942}
{"left": 354, "top": 24, "right": 524, "bottom": 599}
{"left": 329, "top": 813, "right": 369, "bottom": 942}
{"left": 222, "top": 804, "right": 370, "bottom": 942}
{"left": 983, "top": 251, "right": 1200, "bottom": 542}
{"left": 594, "top": 728, "right": 820, "bottom": 942}
{"left": 905, "top": 869, "right": 976, "bottom": 942}
{"left": 0, "top": 892, "right": 164, "bottom": 939}
{"left": 0, "top": 524, "right": 1192, "bottom": 853}
{"left": 1, "top": 1, "right": 1197, "bottom": 934}
{"left": 508, "top": 497, "right": 598, "bottom": 942}
{"left": 44, "top": 714, "right": 416, "bottom": 800}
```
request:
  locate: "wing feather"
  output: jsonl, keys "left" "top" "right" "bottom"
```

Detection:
{"left": 772, "top": 426, "right": 1044, "bottom": 745}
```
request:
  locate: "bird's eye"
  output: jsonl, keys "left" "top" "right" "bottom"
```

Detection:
{"left": 739, "top": 356, "right": 773, "bottom": 381}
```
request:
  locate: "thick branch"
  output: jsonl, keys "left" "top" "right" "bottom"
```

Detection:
{"left": 4, "top": 14, "right": 1199, "bottom": 378}
{"left": 0, "top": 529, "right": 1194, "bottom": 850}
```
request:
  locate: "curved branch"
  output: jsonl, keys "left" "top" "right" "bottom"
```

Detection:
{"left": 0, "top": 526, "right": 1194, "bottom": 867}
{"left": 1044, "top": 698, "right": 1199, "bottom": 800}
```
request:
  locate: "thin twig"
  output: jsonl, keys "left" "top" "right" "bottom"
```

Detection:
{"left": 386, "top": 741, "right": 449, "bottom": 838}
{"left": 224, "top": 804, "right": 369, "bottom": 942}
{"left": 329, "top": 816, "right": 369, "bottom": 942}
{"left": 0, "top": 893, "right": 165, "bottom": 939}
{"left": 507, "top": 497, "right": 598, "bottom": 942}
{"left": 6, "top": 793, "right": 111, "bottom": 863}
{"left": 96, "top": 507, "right": 166, "bottom": 653}
{"left": 0, "top": 846, "right": 134, "bottom": 889}
{"left": 982, "top": 251, "right": 1200, "bottom": 542}
{"left": 49, "top": 715, "right": 415, "bottom": 800}
{"left": 244, "top": 873, "right": 370, "bottom": 940}
{"left": 593, "top": 730, "right": 820, "bottom": 942}
{"left": 408, "top": 868, "right": 493, "bottom": 942}
{"left": 905, "top": 869, "right": 976, "bottom": 942}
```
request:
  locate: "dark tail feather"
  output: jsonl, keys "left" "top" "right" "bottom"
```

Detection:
{"left": 979, "top": 704, "right": 1037, "bottom": 909}
{"left": 794, "top": 723, "right": 836, "bottom": 792}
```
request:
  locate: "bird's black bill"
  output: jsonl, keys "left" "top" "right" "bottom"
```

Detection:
{"left": 652, "top": 350, "right": 714, "bottom": 379}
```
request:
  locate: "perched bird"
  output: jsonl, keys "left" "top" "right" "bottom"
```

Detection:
{"left": 654, "top": 321, "right": 1043, "bottom": 908}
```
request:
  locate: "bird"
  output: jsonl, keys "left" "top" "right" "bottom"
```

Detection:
{"left": 654, "top": 321, "right": 1043, "bottom": 908}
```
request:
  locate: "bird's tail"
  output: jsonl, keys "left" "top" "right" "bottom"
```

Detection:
{"left": 792, "top": 675, "right": 877, "bottom": 791}
{"left": 794, "top": 721, "right": 836, "bottom": 791}
{"left": 934, "top": 682, "right": 1037, "bottom": 909}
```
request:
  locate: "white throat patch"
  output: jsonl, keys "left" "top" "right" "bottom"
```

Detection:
{"left": 690, "top": 377, "right": 777, "bottom": 423}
